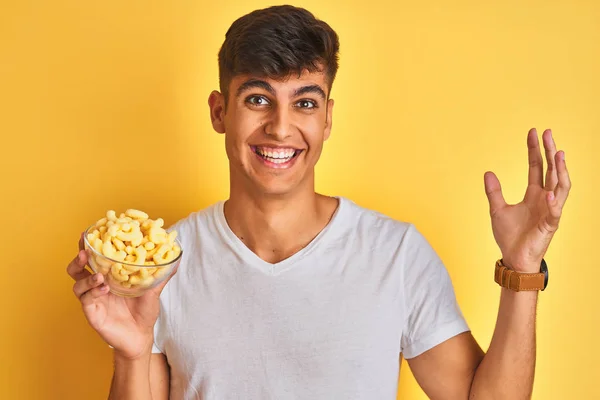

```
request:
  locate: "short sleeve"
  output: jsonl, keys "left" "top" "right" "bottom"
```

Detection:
{"left": 151, "top": 222, "right": 181, "bottom": 354}
{"left": 152, "top": 270, "right": 174, "bottom": 355}
{"left": 400, "top": 225, "right": 469, "bottom": 359}
{"left": 151, "top": 311, "right": 163, "bottom": 353}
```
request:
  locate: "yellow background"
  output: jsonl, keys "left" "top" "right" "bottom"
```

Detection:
{"left": 1, "top": 0, "right": 597, "bottom": 399}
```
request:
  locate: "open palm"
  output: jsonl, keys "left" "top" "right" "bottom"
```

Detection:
{"left": 484, "top": 128, "right": 571, "bottom": 272}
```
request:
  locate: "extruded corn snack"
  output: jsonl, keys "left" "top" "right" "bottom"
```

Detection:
{"left": 86, "top": 209, "right": 181, "bottom": 291}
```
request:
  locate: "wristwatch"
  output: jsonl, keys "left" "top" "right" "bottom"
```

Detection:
{"left": 494, "top": 259, "right": 549, "bottom": 292}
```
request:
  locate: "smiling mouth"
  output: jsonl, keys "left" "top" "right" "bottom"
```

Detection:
{"left": 251, "top": 146, "right": 302, "bottom": 164}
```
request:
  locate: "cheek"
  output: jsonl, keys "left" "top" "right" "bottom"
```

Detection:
{"left": 228, "top": 110, "right": 265, "bottom": 138}
{"left": 224, "top": 114, "right": 263, "bottom": 163}
{"left": 301, "top": 117, "right": 327, "bottom": 145}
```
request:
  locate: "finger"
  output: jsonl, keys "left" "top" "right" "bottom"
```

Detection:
{"left": 80, "top": 283, "right": 111, "bottom": 309}
{"left": 149, "top": 260, "right": 180, "bottom": 297}
{"left": 543, "top": 129, "right": 558, "bottom": 190}
{"left": 79, "top": 231, "right": 85, "bottom": 252}
{"left": 527, "top": 128, "right": 543, "bottom": 187}
{"left": 544, "top": 191, "right": 561, "bottom": 230}
{"left": 67, "top": 250, "right": 91, "bottom": 281}
{"left": 553, "top": 150, "right": 571, "bottom": 206}
{"left": 484, "top": 171, "right": 507, "bottom": 216}
{"left": 73, "top": 272, "right": 105, "bottom": 299}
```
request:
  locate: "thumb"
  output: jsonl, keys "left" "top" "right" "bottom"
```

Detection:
{"left": 484, "top": 171, "right": 507, "bottom": 217}
{"left": 150, "top": 259, "right": 180, "bottom": 297}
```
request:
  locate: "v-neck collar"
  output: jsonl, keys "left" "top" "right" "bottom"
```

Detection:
{"left": 213, "top": 197, "right": 347, "bottom": 275}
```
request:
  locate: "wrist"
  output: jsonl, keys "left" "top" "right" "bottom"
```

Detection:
{"left": 110, "top": 343, "right": 153, "bottom": 400}
{"left": 495, "top": 258, "right": 549, "bottom": 292}
{"left": 113, "top": 338, "right": 154, "bottom": 363}
{"left": 114, "top": 349, "right": 151, "bottom": 364}
{"left": 501, "top": 258, "right": 540, "bottom": 273}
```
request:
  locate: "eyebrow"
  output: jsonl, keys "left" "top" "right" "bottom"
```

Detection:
{"left": 293, "top": 85, "right": 326, "bottom": 101}
{"left": 236, "top": 79, "right": 275, "bottom": 98}
{"left": 235, "top": 79, "right": 327, "bottom": 101}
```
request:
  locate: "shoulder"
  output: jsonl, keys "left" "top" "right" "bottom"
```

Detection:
{"left": 167, "top": 202, "right": 222, "bottom": 247}
{"left": 339, "top": 197, "right": 413, "bottom": 240}
{"left": 337, "top": 197, "right": 437, "bottom": 255}
{"left": 158, "top": 202, "right": 222, "bottom": 302}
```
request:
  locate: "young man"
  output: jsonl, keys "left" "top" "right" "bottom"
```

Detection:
{"left": 67, "top": 5, "right": 571, "bottom": 399}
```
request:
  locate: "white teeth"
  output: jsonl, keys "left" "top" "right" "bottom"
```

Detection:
{"left": 255, "top": 147, "right": 297, "bottom": 163}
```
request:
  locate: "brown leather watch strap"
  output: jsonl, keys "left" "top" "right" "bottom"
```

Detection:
{"left": 494, "top": 259, "right": 546, "bottom": 291}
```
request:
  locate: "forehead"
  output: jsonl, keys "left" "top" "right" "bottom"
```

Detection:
{"left": 230, "top": 69, "right": 329, "bottom": 96}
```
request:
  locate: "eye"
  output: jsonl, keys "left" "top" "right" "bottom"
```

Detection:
{"left": 246, "top": 95, "right": 270, "bottom": 107}
{"left": 295, "top": 99, "right": 317, "bottom": 109}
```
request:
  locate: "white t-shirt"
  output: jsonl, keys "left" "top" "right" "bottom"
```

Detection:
{"left": 153, "top": 197, "right": 469, "bottom": 399}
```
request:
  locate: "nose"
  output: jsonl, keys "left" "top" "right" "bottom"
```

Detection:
{"left": 264, "top": 106, "right": 293, "bottom": 139}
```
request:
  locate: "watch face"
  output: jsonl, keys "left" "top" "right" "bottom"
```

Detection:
{"left": 541, "top": 259, "right": 549, "bottom": 290}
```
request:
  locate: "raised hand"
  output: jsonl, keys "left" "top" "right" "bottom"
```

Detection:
{"left": 484, "top": 128, "right": 571, "bottom": 272}
{"left": 67, "top": 233, "right": 178, "bottom": 359}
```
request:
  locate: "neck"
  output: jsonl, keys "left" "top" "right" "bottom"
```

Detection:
{"left": 224, "top": 189, "right": 338, "bottom": 264}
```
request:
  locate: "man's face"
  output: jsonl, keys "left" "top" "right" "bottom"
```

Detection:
{"left": 208, "top": 69, "right": 334, "bottom": 197}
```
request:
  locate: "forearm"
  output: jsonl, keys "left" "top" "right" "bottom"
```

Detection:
{"left": 469, "top": 288, "right": 538, "bottom": 399}
{"left": 108, "top": 351, "right": 153, "bottom": 400}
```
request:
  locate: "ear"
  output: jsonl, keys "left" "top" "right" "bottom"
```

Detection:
{"left": 208, "top": 91, "right": 226, "bottom": 134}
{"left": 323, "top": 98, "right": 334, "bottom": 141}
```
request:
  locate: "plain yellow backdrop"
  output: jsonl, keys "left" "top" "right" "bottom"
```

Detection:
{"left": 1, "top": 0, "right": 597, "bottom": 399}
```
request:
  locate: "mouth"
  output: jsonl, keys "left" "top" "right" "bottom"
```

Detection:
{"left": 250, "top": 145, "right": 303, "bottom": 167}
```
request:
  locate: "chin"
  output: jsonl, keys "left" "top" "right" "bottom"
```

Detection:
{"left": 254, "top": 182, "right": 298, "bottom": 197}
{"left": 247, "top": 174, "right": 306, "bottom": 197}
{"left": 233, "top": 155, "right": 313, "bottom": 197}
